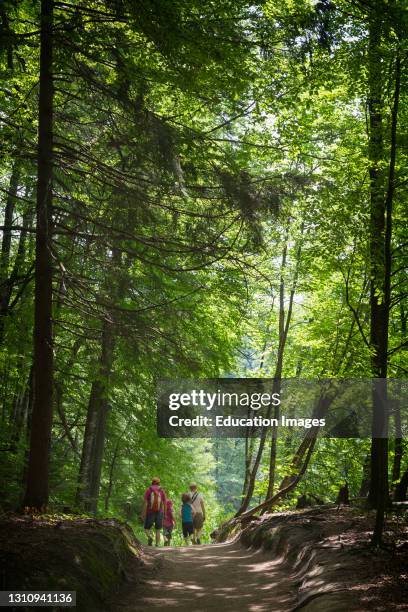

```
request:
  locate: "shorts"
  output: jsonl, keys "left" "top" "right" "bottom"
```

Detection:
{"left": 182, "top": 522, "right": 194, "bottom": 538}
{"left": 144, "top": 511, "right": 163, "bottom": 530}
{"left": 193, "top": 513, "right": 204, "bottom": 529}
{"left": 163, "top": 526, "right": 173, "bottom": 539}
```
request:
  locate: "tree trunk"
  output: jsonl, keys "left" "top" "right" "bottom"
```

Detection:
{"left": 0, "top": 6, "right": 14, "bottom": 69}
{"left": 87, "top": 366, "right": 112, "bottom": 511}
{"left": 242, "top": 411, "right": 257, "bottom": 499}
{"left": 266, "top": 233, "right": 301, "bottom": 501}
{"left": 391, "top": 436, "right": 403, "bottom": 488}
{"left": 359, "top": 453, "right": 371, "bottom": 498}
{"left": 22, "top": 0, "right": 54, "bottom": 511}
{"left": 367, "top": 19, "right": 400, "bottom": 545}
{"left": 0, "top": 162, "right": 21, "bottom": 343}
{"left": 394, "top": 467, "right": 408, "bottom": 502}
{"left": 237, "top": 238, "right": 290, "bottom": 515}
{"left": 76, "top": 320, "right": 114, "bottom": 513}
{"left": 104, "top": 429, "right": 125, "bottom": 512}
{"left": 0, "top": 161, "right": 20, "bottom": 281}
{"left": 261, "top": 386, "right": 336, "bottom": 514}
{"left": 237, "top": 381, "right": 279, "bottom": 515}
{"left": 239, "top": 437, "right": 317, "bottom": 519}
{"left": 21, "top": 365, "right": 35, "bottom": 494}
{"left": 11, "top": 366, "right": 33, "bottom": 450}
{"left": 366, "top": 7, "right": 386, "bottom": 513}
{"left": 76, "top": 246, "right": 124, "bottom": 514}
{"left": 266, "top": 241, "right": 287, "bottom": 502}
{"left": 242, "top": 306, "right": 274, "bottom": 501}
{"left": 391, "top": 381, "right": 402, "bottom": 493}
{"left": 0, "top": 206, "right": 33, "bottom": 345}
{"left": 54, "top": 339, "right": 82, "bottom": 455}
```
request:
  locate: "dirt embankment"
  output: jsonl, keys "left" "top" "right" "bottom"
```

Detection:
{"left": 1, "top": 509, "right": 407, "bottom": 611}
{"left": 0, "top": 515, "right": 145, "bottom": 612}
{"left": 215, "top": 506, "right": 408, "bottom": 610}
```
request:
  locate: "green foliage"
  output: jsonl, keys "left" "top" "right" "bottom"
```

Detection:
{"left": 0, "top": 0, "right": 407, "bottom": 530}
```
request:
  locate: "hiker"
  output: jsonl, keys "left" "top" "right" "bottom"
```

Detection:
{"left": 142, "top": 477, "right": 166, "bottom": 546}
{"left": 163, "top": 498, "right": 175, "bottom": 546}
{"left": 181, "top": 492, "right": 195, "bottom": 545}
{"left": 189, "top": 482, "right": 206, "bottom": 544}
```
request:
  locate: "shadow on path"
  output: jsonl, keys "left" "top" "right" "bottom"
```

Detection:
{"left": 113, "top": 541, "right": 296, "bottom": 612}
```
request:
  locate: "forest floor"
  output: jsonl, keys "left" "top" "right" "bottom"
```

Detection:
{"left": 0, "top": 514, "right": 145, "bottom": 611}
{"left": 113, "top": 507, "right": 408, "bottom": 612}
{"left": 0, "top": 508, "right": 406, "bottom": 611}
{"left": 112, "top": 540, "right": 296, "bottom": 611}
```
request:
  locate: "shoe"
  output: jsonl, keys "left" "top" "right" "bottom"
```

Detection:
{"left": 147, "top": 536, "right": 153, "bottom": 546}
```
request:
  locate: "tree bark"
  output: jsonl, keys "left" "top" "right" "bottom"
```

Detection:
{"left": 87, "top": 339, "right": 113, "bottom": 512}
{"left": 0, "top": 206, "right": 33, "bottom": 345}
{"left": 0, "top": 161, "right": 20, "bottom": 282}
{"left": 366, "top": 7, "right": 386, "bottom": 515}
{"left": 237, "top": 237, "right": 290, "bottom": 515}
{"left": 238, "top": 436, "right": 316, "bottom": 520}
{"left": 104, "top": 424, "right": 127, "bottom": 512}
{"left": 367, "top": 12, "right": 400, "bottom": 544}
{"left": 261, "top": 385, "right": 336, "bottom": 514}
{"left": 242, "top": 410, "right": 257, "bottom": 499}
{"left": 22, "top": 0, "right": 54, "bottom": 510}
{"left": 0, "top": 162, "right": 21, "bottom": 342}
{"left": 11, "top": 366, "right": 33, "bottom": 450}
{"left": 391, "top": 380, "right": 403, "bottom": 494}
{"left": 359, "top": 453, "right": 371, "bottom": 498}
{"left": 242, "top": 302, "right": 274, "bottom": 501}
{"left": 394, "top": 467, "right": 408, "bottom": 502}
{"left": 368, "top": 47, "right": 400, "bottom": 476}
{"left": 266, "top": 233, "right": 301, "bottom": 501}
{"left": 21, "top": 365, "right": 35, "bottom": 494}
{"left": 391, "top": 435, "right": 402, "bottom": 490}
{"left": 76, "top": 319, "right": 114, "bottom": 513}
{"left": 76, "top": 246, "right": 124, "bottom": 514}
{"left": 55, "top": 339, "right": 82, "bottom": 455}
{"left": 0, "top": 6, "right": 14, "bottom": 69}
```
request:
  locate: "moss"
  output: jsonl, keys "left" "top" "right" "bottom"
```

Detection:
{"left": 0, "top": 516, "right": 144, "bottom": 612}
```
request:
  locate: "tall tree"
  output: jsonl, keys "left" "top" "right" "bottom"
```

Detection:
{"left": 266, "top": 227, "right": 302, "bottom": 500}
{"left": 23, "top": 0, "right": 54, "bottom": 510}
{"left": 366, "top": 2, "right": 402, "bottom": 546}
{"left": 0, "top": 160, "right": 21, "bottom": 342}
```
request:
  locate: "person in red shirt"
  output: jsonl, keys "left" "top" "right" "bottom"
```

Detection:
{"left": 163, "top": 498, "right": 176, "bottom": 546}
{"left": 141, "top": 477, "right": 166, "bottom": 546}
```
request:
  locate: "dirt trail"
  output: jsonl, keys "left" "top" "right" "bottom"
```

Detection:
{"left": 113, "top": 540, "right": 296, "bottom": 612}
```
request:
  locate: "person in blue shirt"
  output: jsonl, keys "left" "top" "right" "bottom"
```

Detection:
{"left": 181, "top": 493, "right": 195, "bottom": 545}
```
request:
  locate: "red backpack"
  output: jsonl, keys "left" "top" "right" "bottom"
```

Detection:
{"left": 148, "top": 486, "right": 162, "bottom": 512}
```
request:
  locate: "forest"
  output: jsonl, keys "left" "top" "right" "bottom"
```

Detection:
{"left": 0, "top": 0, "right": 407, "bottom": 597}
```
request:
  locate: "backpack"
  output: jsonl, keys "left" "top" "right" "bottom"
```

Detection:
{"left": 149, "top": 486, "right": 162, "bottom": 512}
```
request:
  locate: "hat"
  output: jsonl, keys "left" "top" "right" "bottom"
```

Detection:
{"left": 189, "top": 482, "right": 197, "bottom": 489}
{"left": 152, "top": 476, "right": 160, "bottom": 484}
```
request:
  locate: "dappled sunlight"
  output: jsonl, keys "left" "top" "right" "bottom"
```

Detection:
{"left": 114, "top": 541, "right": 296, "bottom": 611}
{"left": 113, "top": 508, "right": 408, "bottom": 612}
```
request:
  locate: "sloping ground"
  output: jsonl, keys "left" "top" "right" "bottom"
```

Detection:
{"left": 0, "top": 515, "right": 145, "bottom": 612}
{"left": 215, "top": 506, "right": 408, "bottom": 611}
{"left": 1, "top": 509, "right": 406, "bottom": 611}
{"left": 113, "top": 541, "right": 297, "bottom": 611}
{"left": 113, "top": 506, "right": 408, "bottom": 612}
